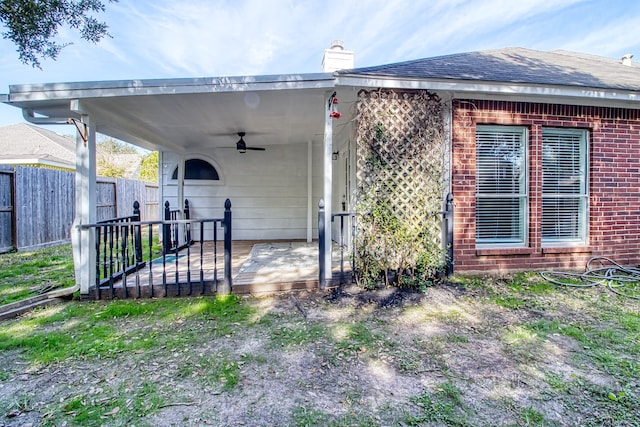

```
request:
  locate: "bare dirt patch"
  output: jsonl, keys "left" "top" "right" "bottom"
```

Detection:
{"left": 1, "top": 280, "right": 638, "bottom": 426}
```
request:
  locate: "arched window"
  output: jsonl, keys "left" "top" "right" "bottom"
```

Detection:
{"left": 171, "top": 158, "right": 220, "bottom": 180}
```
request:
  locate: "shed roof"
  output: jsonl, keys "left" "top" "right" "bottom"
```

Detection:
{"left": 339, "top": 47, "right": 640, "bottom": 91}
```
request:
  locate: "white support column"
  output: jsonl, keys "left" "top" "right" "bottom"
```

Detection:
{"left": 72, "top": 114, "right": 97, "bottom": 296}
{"left": 177, "top": 154, "right": 185, "bottom": 213}
{"left": 158, "top": 150, "right": 165, "bottom": 220}
{"left": 323, "top": 96, "right": 333, "bottom": 277}
{"left": 307, "top": 140, "right": 313, "bottom": 243}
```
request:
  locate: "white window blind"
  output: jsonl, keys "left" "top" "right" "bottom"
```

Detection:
{"left": 476, "top": 126, "right": 527, "bottom": 245}
{"left": 542, "top": 129, "right": 588, "bottom": 244}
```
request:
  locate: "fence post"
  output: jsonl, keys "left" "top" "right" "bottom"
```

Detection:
{"left": 133, "top": 200, "right": 143, "bottom": 263}
{"left": 184, "top": 199, "right": 191, "bottom": 244}
{"left": 163, "top": 201, "right": 171, "bottom": 254}
{"left": 318, "top": 199, "right": 326, "bottom": 290}
{"left": 221, "top": 198, "right": 232, "bottom": 295}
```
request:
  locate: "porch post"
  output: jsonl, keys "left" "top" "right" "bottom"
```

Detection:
{"left": 221, "top": 198, "right": 232, "bottom": 295}
{"left": 177, "top": 154, "right": 185, "bottom": 215}
{"left": 306, "top": 140, "right": 313, "bottom": 243}
{"left": 322, "top": 93, "right": 333, "bottom": 282}
{"left": 71, "top": 112, "right": 97, "bottom": 296}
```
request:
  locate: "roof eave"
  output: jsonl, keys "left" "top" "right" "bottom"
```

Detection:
{"left": 335, "top": 75, "right": 640, "bottom": 107}
{"left": 7, "top": 72, "right": 337, "bottom": 103}
{"left": 0, "top": 158, "right": 74, "bottom": 171}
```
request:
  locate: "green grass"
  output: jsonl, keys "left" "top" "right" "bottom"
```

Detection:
{"left": 41, "top": 380, "right": 168, "bottom": 426}
{"left": 194, "top": 353, "right": 241, "bottom": 392}
{"left": 291, "top": 404, "right": 330, "bottom": 426}
{"left": 2, "top": 253, "right": 639, "bottom": 426}
{"left": 268, "top": 321, "right": 328, "bottom": 348}
{"left": 405, "top": 381, "right": 469, "bottom": 426}
{"left": 0, "top": 295, "right": 253, "bottom": 365}
{"left": 0, "top": 244, "right": 75, "bottom": 305}
{"left": 139, "top": 230, "right": 163, "bottom": 263}
{"left": 519, "top": 406, "right": 546, "bottom": 425}
{"left": 527, "top": 317, "right": 640, "bottom": 380}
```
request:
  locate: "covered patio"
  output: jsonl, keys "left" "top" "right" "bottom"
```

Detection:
{"left": 92, "top": 238, "right": 351, "bottom": 300}
{"left": 3, "top": 71, "right": 359, "bottom": 297}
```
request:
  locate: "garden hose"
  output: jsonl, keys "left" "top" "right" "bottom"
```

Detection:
{"left": 540, "top": 256, "right": 640, "bottom": 300}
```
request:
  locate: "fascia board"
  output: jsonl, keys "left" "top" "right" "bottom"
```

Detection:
{"left": 0, "top": 158, "right": 74, "bottom": 170}
{"left": 8, "top": 73, "right": 336, "bottom": 102}
{"left": 335, "top": 75, "right": 640, "bottom": 106}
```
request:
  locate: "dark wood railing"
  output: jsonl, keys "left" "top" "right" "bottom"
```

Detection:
{"left": 83, "top": 199, "right": 232, "bottom": 299}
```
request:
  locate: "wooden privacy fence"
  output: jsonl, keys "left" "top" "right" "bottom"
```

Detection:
{"left": 96, "top": 177, "right": 159, "bottom": 222}
{"left": 0, "top": 165, "right": 158, "bottom": 253}
{"left": 0, "top": 166, "right": 15, "bottom": 253}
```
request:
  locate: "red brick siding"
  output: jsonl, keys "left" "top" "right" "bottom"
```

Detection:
{"left": 452, "top": 99, "right": 640, "bottom": 273}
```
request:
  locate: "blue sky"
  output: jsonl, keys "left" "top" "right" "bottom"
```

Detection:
{"left": 2, "top": 0, "right": 640, "bottom": 131}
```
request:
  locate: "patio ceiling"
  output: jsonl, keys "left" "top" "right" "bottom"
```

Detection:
{"left": 4, "top": 73, "right": 349, "bottom": 153}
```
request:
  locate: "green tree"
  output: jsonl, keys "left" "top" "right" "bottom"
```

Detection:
{"left": 139, "top": 151, "right": 158, "bottom": 183}
{"left": 98, "top": 138, "right": 136, "bottom": 154}
{"left": 0, "top": 0, "right": 116, "bottom": 68}
{"left": 96, "top": 138, "right": 138, "bottom": 178}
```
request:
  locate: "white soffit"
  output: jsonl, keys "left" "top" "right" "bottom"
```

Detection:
{"left": 4, "top": 73, "right": 337, "bottom": 152}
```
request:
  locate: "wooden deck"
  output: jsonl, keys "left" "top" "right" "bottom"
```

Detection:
{"left": 94, "top": 240, "right": 350, "bottom": 299}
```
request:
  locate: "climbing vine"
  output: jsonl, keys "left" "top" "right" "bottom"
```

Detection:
{"left": 354, "top": 89, "right": 449, "bottom": 289}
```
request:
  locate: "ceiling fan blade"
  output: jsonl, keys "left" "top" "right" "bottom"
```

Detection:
{"left": 246, "top": 146, "right": 266, "bottom": 151}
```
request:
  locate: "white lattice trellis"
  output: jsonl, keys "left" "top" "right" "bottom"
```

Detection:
{"left": 354, "top": 89, "right": 448, "bottom": 285}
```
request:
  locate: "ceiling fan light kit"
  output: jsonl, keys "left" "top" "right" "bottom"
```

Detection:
{"left": 236, "top": 132, "right": 266, "bottom": 153}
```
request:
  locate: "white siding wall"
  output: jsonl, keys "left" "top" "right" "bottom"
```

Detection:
{"left": 162, "top": 142, "right": 324, "bottom": 240}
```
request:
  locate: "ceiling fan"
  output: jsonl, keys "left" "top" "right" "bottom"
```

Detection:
{"left": 236, "top": 132, "right": 266, "bottom": 153}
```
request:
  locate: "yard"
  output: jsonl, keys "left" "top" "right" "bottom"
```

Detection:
{"left": 0, "top": 246, "right": 639, "bottom": 426}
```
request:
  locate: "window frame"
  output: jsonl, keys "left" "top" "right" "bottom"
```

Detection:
{"left": 541, "top": 128, "right": 589, "bottom": 247}
{"left": 168, "top": 157, "right": 224, "bottom": 186}
{"left": 475, "top": 125, "right": 529, "bottom": 248}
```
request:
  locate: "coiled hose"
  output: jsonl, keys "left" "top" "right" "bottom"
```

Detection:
{"left": 540, "top": 256, "right": 640, "bottom": 300}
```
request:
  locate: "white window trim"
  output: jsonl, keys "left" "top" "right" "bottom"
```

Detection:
{"left": 168, "top": 155, "right": 225, "bottom": 186}
{"left": 541, "top": 128, "right": 589, "bottom": 247}
{"left": 475, "top": 125, "right": 529, "bottom": 249}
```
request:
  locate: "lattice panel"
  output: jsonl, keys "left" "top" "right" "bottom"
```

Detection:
{"left": 354, "top": 89, "right": 447, "bottom": 271}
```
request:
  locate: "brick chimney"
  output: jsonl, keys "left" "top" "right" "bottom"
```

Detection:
{"left": 321, "top": 40, "right": 354, "bottom": 72}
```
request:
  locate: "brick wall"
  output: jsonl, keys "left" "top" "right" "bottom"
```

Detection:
{"left": 452, "top": 99, "right": 640, "bottom": 273}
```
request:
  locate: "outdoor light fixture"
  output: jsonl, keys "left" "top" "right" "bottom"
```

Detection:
{"left": 236, "top": 132, "right": 266, "bottom": 153}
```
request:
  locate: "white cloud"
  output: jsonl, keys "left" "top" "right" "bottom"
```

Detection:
{"left": 556, "top": 13, "right": 640, "bottom": 58}
{"left": 389, "top": 0, "right": 587, "bottom": 60}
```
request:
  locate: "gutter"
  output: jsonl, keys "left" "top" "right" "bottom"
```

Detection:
{"left": 8, "top": 73, "right": 337, "bottom": 102}
{"left": 335, "top": 75, "right": 640, "bottom": 107}
{"left": 22, "top": 108, "right": 70, "bottom": 125}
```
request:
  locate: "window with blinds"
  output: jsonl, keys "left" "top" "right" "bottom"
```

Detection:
{"left": 542, "top": 128, "right": 588, "bottom": 244}
{"left": 476, "top": 126, "right": 527, "bottom": 246}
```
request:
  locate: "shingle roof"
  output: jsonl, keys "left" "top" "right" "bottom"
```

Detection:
{"left": 0, "top": 123, "right": 145, "bottom": 178}
{"left": 339, "top": 47, "right": 640, "bottom": 91}
{"left": 0, "top": 123, "right": 75, "bottom": 166}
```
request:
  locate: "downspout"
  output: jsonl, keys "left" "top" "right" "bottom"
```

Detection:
{"left": 21, "top": 105, "right": 84, "bottom": 294}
